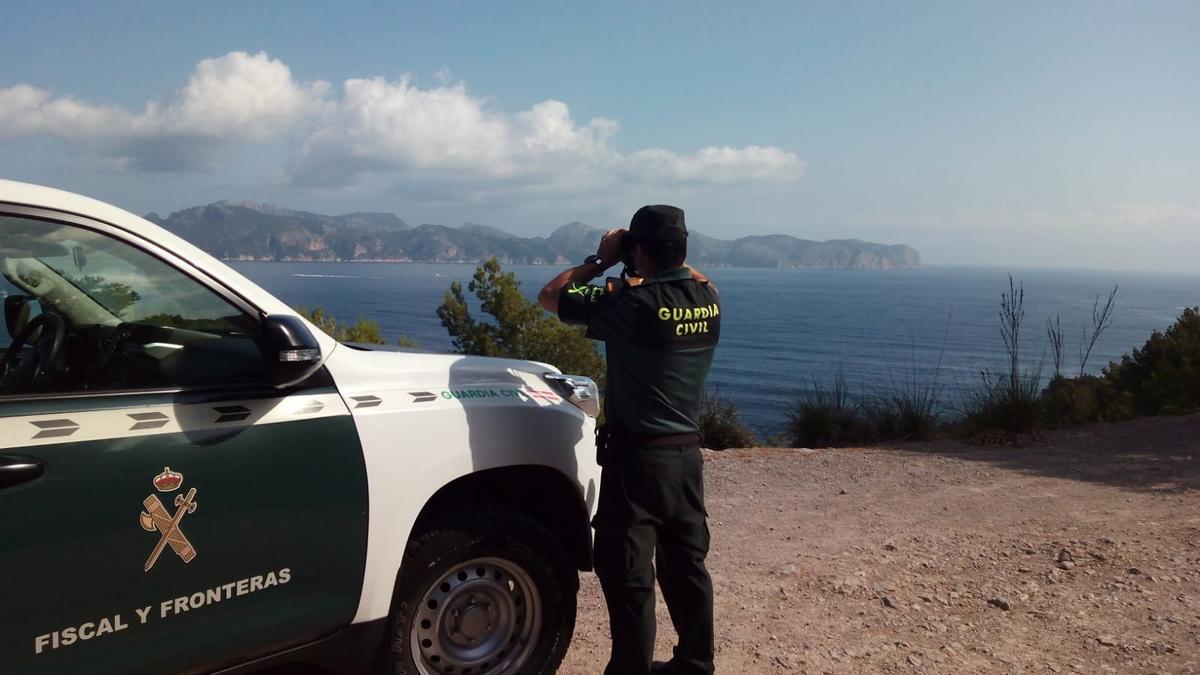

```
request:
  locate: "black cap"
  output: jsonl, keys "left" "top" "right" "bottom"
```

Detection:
{"left": 629, "top": 205, "right": 687, "bottom": 241}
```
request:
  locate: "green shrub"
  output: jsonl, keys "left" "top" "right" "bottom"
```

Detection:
{"left": 867, "top": 392, "right": 939, "bottom": 441}
{"left": 957, "top": 276, "right": 1045, "bottom": 437}
{"left": 698, "top": 389, "right": 755, "bottom": 450}
{"left": 296, "top": 306, "right": 339, "bottom": 337}
{"left": 865, "top": 319, "right": 948, "bottom": 442}
{"left": 761, "top": 432, "right": 793, "bottom": 447}
{"left": 1040, "top": 374, "right": 1132, "bottom": 426}
{"left": 961, "top": 368, "right": 1043, "bottom": 436}
{"left": 1104, "top": 307, "right": 1200, "bottom": 416}
{"left": 786, "top": 375, "right": 871, "bottom": 447}
{"left": 339, "top": 317, "right": 387, "bottom": 344}
{"left": 295, "top": 306, "right": 388, "bottom": 345}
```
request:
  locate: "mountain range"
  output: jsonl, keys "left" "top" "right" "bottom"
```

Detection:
{"left": 146, "top": 201, "right": 921, "bottom": 270}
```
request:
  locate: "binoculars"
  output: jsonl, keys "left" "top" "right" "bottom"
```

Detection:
{"left": 618, "top": 232, "right": 641, "bottom": 278}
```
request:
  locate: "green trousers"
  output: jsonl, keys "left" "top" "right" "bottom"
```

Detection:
{"left": 593, "top": 444, "right": 715, "bottom": 675}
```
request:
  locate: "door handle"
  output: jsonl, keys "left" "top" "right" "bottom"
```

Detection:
{"left": 0, "top": 455, "right": 45, "bottom": 489}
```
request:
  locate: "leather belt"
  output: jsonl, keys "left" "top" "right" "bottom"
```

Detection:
{"left": 629, "top": 432, "right": 701, "bottom": 447}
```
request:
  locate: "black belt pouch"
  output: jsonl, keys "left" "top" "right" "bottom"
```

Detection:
{"left": 595, "top": 423, "right": 614, "bottom": 466}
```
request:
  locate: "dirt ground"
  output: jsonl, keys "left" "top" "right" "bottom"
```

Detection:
{"left": 558, "top": 414, "right": 1200, "bottom": 674}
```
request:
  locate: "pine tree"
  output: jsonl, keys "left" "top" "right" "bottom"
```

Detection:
{"left": 438, "top": 257, "right": 605, "bottom": 386}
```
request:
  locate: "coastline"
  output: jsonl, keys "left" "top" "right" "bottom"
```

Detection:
{"left": 218, "top": 257, "right": 923, "bottom": 270}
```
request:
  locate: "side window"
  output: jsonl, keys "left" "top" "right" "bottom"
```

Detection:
{"left": 0, "top": 214, "right": 267, "bottom": 395}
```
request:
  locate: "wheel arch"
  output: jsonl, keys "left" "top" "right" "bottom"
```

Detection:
{"left": 406, "top": 465, "right": 594, "bottom": 576}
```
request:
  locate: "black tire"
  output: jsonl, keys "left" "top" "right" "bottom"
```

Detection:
{"left": 387, "top": 510, "right": 578, "bottom": 675}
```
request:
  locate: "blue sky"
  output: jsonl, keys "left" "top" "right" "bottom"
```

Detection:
{"left": 2, "top": 1, "right": 1197, "bottom": 271}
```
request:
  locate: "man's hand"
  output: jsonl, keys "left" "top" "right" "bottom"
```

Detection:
{"left": 596, "top": 228, "right": 626, "bottom": 266}
{"left": 538, "top": 229, "right": 626, "bottom": 314}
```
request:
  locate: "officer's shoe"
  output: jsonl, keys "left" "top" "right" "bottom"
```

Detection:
{"left": 653, "top": 660, "right": 713, "bottom": 675}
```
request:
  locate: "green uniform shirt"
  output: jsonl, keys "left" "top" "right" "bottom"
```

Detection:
{"left": 558, "top": 267, "right": 721, "bottom": 435}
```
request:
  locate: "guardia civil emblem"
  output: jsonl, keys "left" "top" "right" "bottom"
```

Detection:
{"left": 139, "top": 467, "right": 198, "bottom": 572}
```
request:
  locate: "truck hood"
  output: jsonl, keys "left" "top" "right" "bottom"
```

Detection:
{"left": 325, "top": 343, "right": 560, "bottom": 396}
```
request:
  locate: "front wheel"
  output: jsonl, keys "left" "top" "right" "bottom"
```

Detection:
{"left": 388, "top": 510, "right": 578, "bottom": 675}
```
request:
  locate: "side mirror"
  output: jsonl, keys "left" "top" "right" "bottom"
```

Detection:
{"left": 262, "top": 314, "right": 323, "bottom": 388}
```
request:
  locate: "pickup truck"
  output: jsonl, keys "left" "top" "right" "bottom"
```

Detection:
{"left": 0, "top": 180, "right": 601, "bottom": 675}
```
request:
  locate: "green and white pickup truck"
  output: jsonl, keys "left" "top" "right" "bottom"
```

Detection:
{"left": 0, "top": 180, "right": 602, "bottom": 675}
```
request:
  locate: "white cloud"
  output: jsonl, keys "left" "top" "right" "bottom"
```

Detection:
{"left": 622, "top": 145, "right": 805, "bottom": 185}
{"left": 847, "top": 203, "right": 1200, "bottom": 234}
{"left": 0, "top": 51, "right": 802, "bottom": 191}
{"left": 288, "top": 78, "right": 804, "bottom": 193}
{"left": 830, "top": 203, "right": 1200, "bottom": 271}
{"left": 0, "top": 84, "right": 132, "bottom": 138}
{"left": 157, "top": 51, "right": 326, "bottom": 140}
{"left": 293, "top": 77, "right": 516, "bottom": 180}
{"left": 0, "top": 52, "right": 325, "bottom": 169}
{"left": 1079, "top": 203, "right": 1200, "bottom": 230}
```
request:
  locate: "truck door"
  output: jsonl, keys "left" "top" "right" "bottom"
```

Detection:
{"left": 0, "top": 211, "right": 369, "bottom": 674}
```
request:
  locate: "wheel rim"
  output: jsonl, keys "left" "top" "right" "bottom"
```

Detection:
{"left": 412, "top": 556, "right": 542, "bottom": 675}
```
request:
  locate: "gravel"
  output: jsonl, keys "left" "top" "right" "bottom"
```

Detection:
{"left": 557, "top": 413, "right": 1200, "bottom": 674}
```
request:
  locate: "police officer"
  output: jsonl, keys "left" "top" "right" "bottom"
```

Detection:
{"left": 539, "top": 205, "right": 719, "bottom": 675}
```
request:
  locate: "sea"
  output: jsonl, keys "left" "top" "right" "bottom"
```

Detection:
{"left": 230, "top": 262, "right": 1200, "bottom": 436}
